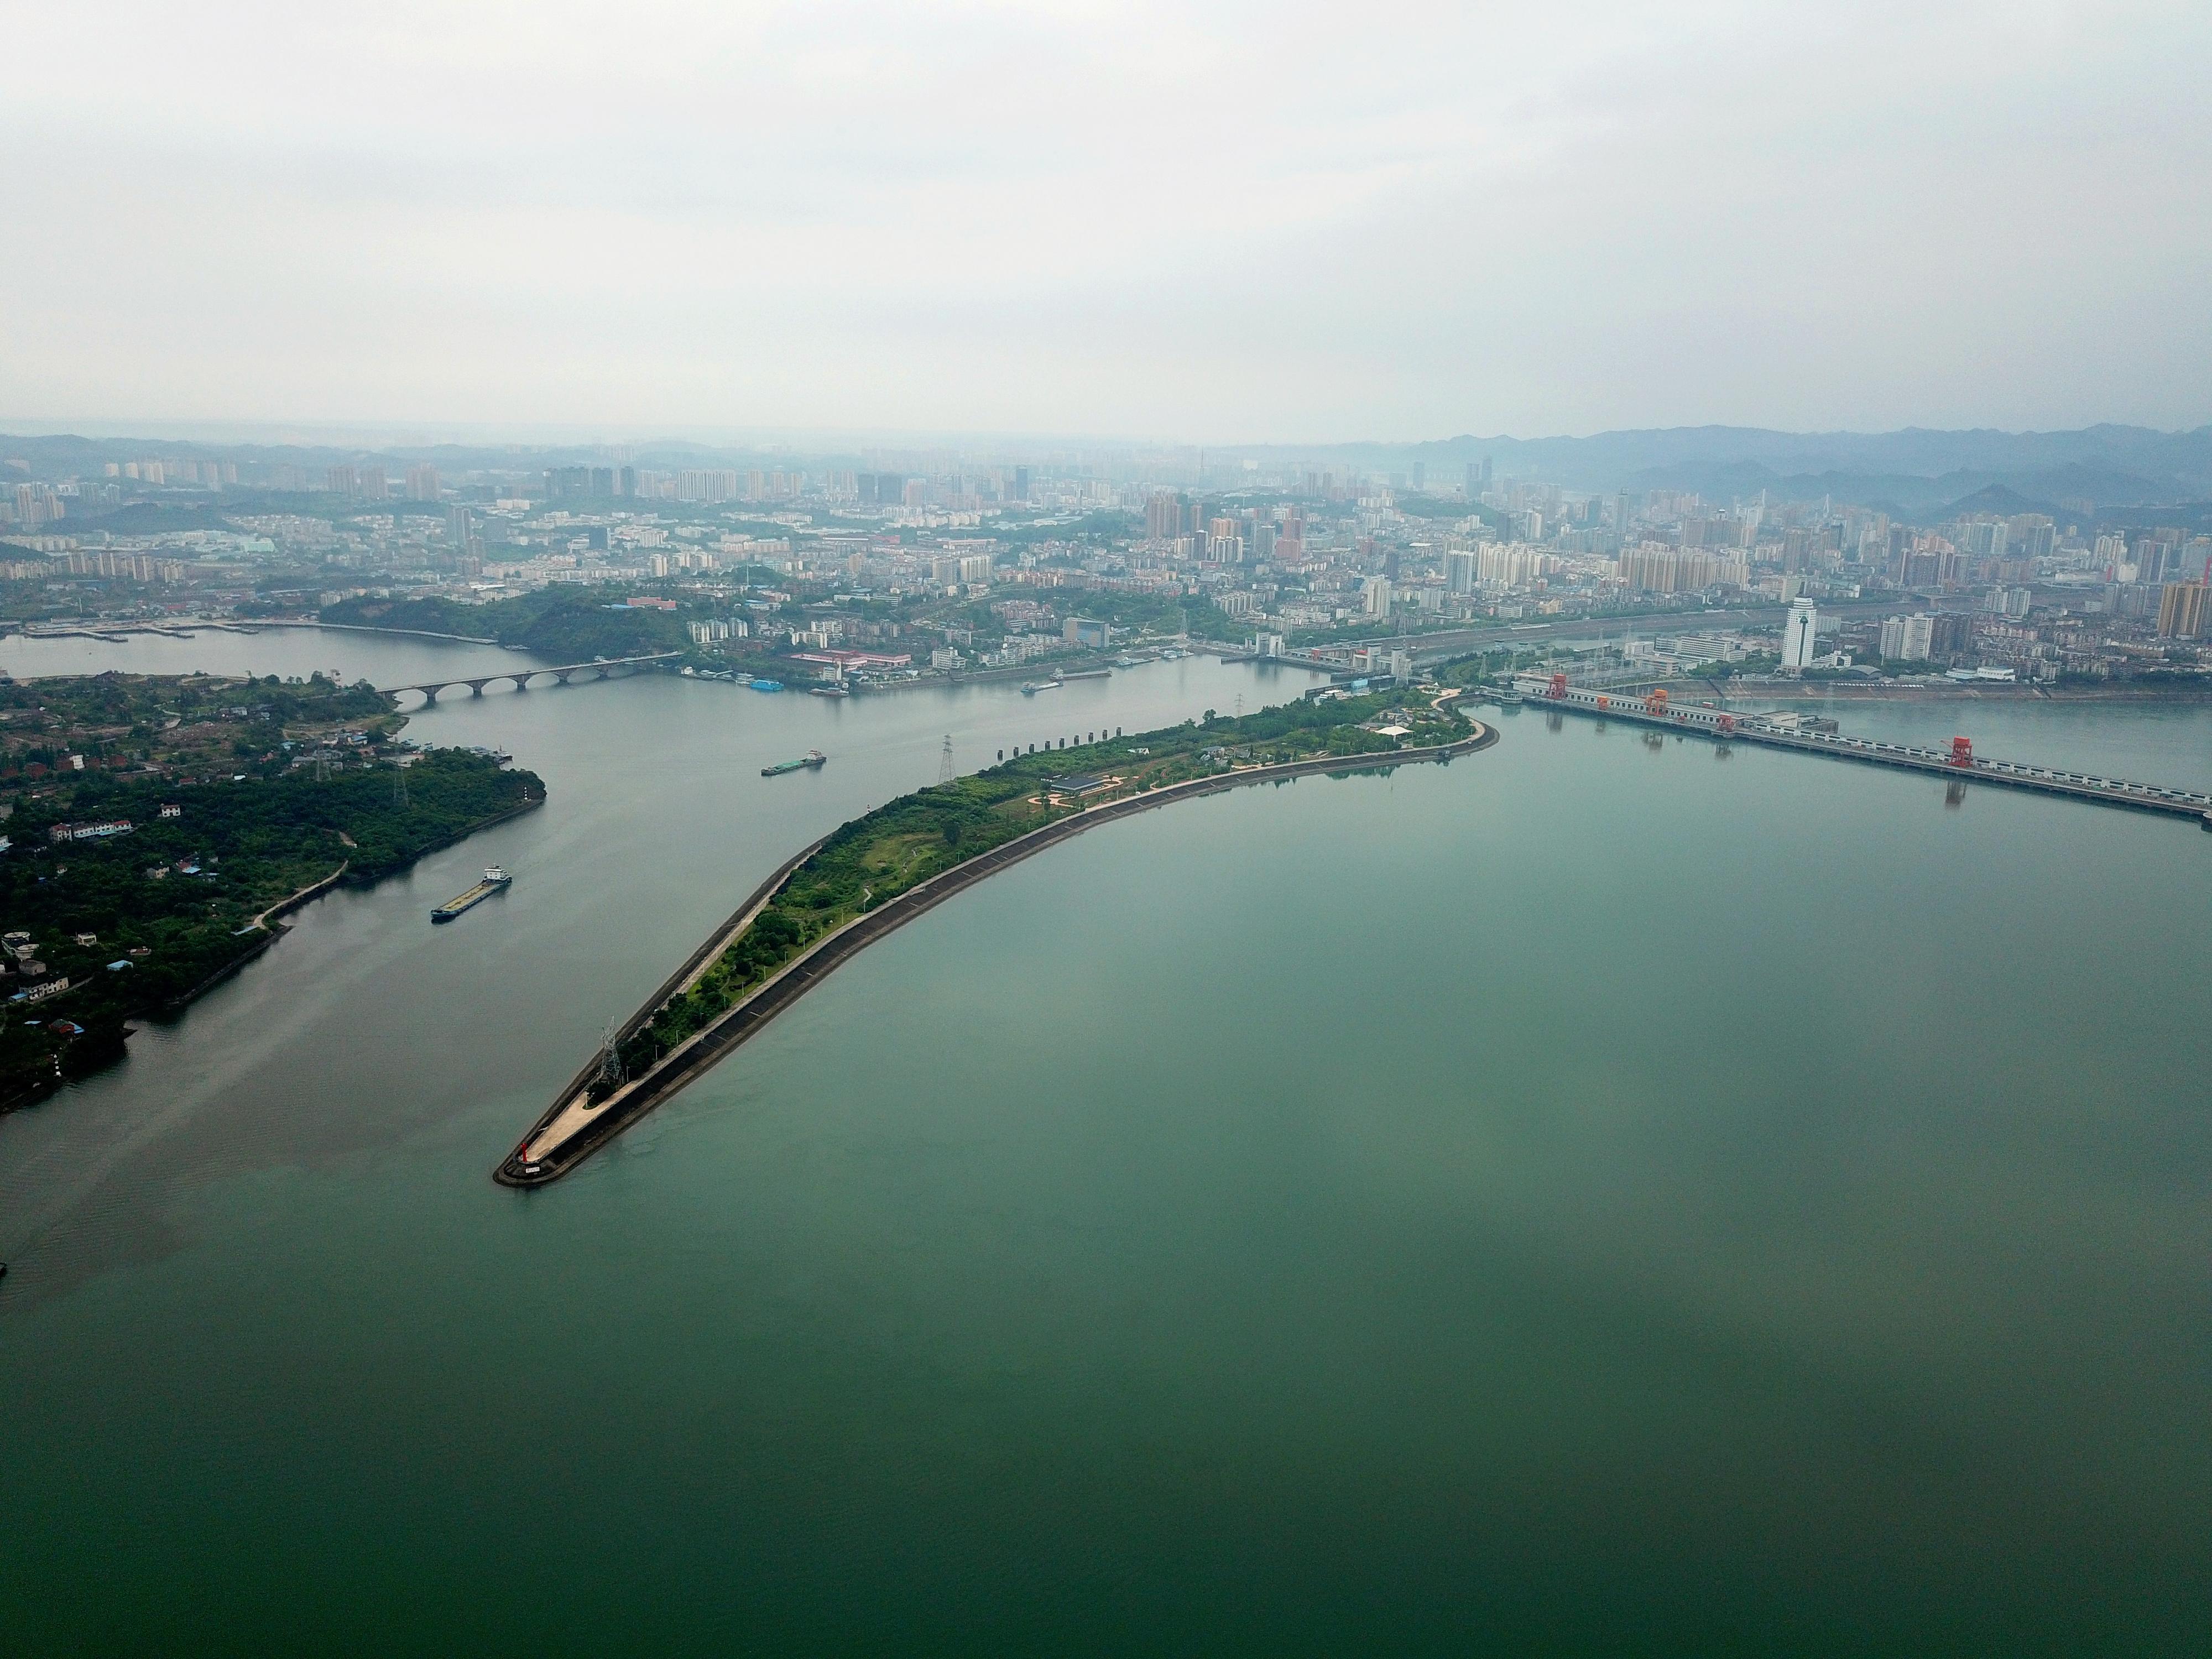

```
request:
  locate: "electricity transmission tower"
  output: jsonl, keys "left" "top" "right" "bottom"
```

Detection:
{"left": 938, "top": 734, "right": 955, "bottom": 785}
{"left": 593, "top": 1023, "right": 626, "bottom": 1097}
{"left": 391, "top": 763, "right": 409, "bottom": 810}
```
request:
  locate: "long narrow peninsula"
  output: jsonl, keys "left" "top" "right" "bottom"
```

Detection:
{"left": 498, "top": 690, "right": 1495, "bottom": 1186}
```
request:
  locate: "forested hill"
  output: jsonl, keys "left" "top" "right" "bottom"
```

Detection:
{"left": 322, "top": 588, "right": 687, "bottom": 659}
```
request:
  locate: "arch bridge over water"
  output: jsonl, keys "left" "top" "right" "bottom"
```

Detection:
{"left": 379, "top": 651, "right": 679, "bottom": 705}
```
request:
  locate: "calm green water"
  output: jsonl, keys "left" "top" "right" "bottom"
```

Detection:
{"left": 2, "top": 639, "right": 2209, "bottom": 1654}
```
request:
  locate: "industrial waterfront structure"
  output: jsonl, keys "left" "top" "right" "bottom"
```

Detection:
{"left": 1510, "top": 674, "right": 2212, "bottom": 827}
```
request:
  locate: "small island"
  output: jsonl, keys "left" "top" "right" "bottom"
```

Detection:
{"left": 0, "top": 670, "right": 543, "bottom": 1111}
{"left": 500, "top": 688, "right": 1492, "bottom": 1186}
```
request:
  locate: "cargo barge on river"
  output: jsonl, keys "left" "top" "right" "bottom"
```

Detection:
{"left": 432, "top": 867, "right": 512, "bottom": 922}
{"left": 761, "top": 750, "right": 828, "bottom": 776}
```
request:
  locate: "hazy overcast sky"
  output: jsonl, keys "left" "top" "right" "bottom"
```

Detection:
{"left": 4, "top": 0, "right": 2208, "bottom": 441}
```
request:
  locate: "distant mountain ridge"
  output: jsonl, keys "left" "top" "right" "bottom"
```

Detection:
{"left": 7, "top": 421, "right": 2209, "bottom": 519}
{"left": 1318, "top": 424, "right": 2212, "bottom": 515}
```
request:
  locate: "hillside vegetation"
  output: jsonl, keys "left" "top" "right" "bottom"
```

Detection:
{"left": 323, "top": 588, "right": 687, "bottom": 660}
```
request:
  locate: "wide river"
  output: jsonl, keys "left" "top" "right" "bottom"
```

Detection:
{"left": 2, "top": 632, "right": 2208, "bottom": 1654}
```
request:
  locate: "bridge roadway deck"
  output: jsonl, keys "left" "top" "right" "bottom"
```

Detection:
{"left": 1515, "top": 682, "right": 2212, "bottom": 825}
{"left": 497, "top": 707, "right": 1498, "bottom": 1187}
{"left": 379, "top": 651, "right": 678, "bottom": 700}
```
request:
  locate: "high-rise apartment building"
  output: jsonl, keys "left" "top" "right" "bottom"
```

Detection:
{"left": 2010, "top": 515, "right": 2057, "bottom": 559}
{"left": 405, "top": 464, "right": 440, "bottom": 500}
{"left": 14, "top": 483, "right": 62, "bottom": 526}
{"left": 2135, "top": 537, "right": 2179, "bottom": 586}
{"left": 326, "top": 465, "right": 358, "bottom": 496}
{"left": 1615, "top": 546, "right": 1747, "bottom": 593}
{"left": 1781, "top": 599, "right": 1819, "bottom": 670}
{"left": 2156, "top": 580, "right": 2208, "bottom": 640}
{"left": 1929, "top": 612, "right": 1975, "bottom": 658}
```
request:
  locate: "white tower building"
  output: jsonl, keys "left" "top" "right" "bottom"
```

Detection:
{"left": 1781, "top": 598, "right": 1819, "bottom": 670}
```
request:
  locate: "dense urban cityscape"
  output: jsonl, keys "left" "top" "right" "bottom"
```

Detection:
{"left": 7, "top": 436, "right": 2210, "bottom": 714}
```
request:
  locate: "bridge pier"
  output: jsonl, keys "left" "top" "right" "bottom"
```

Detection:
{"left": 420, "top": 685, "right": 442, "bottom": 704}
{"left": 554, "top": 670, "right": 573, "bottom": 685}
{"left": 510, "top": 673, "right": 531, "bottom": 691}
{"left": 468, "top": 680, "right": 490, "bottom": 697}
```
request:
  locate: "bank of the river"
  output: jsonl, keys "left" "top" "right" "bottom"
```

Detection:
{"left": 0, "top": 660, "right": 549, "bottom": 1111}
{"left": 858, "top": 656, "right": 1113, "bottom": 692}
{"left": 0, "top": 744, "right": 544, "bottom": 1113}
{"left": 502, "top": 695, "right": 1493, "bottom": 1184}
